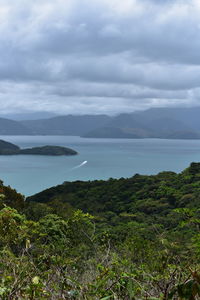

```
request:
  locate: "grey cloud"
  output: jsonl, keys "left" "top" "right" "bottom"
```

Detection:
{"left": 18, "top": 1, "right": 199, "bottom": 65}
{"left": 0, "top": 0, "right": 200, "bottom": 115}
{"left": 0, "top": 79, "right": 191, "bottom": 115}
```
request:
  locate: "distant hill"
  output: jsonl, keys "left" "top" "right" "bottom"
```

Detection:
{"left": 21, "top": 114, "right": 111, "bottom": 135}
{"left": 84, "top": 126, "right": 154, "bottom": 138}
{"left": 0, "top": 118, "right": 32, "bottom": 135}
{"left": 1, "top": 107, "right": 200, "bottom": 138}
{"left": 83, "top": 107, "right": 200, "bottom": 139}
{"left": 135, "top": 107, "right": 200, "bottom": 131}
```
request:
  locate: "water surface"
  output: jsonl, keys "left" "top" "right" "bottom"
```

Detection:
{"left": 0, "top": 135, "right": 200, "bottom": 196}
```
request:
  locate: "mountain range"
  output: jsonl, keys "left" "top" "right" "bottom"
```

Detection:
{"left": 1, "top": 107, "right": 200, "bottom": 139}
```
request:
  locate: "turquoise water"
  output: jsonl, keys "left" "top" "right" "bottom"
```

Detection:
{"left": 0, "top": 135, "right": 200, "bottom": 196}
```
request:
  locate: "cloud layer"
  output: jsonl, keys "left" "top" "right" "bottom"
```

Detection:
{"left": 0, "top": 0, "right": 200, "bottom": 115}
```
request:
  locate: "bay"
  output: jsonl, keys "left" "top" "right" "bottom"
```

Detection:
{"left": 0, "top": 135, "right": 200, "bottom": 196}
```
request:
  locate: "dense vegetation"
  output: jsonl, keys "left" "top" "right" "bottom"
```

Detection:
{"left": 0, "top": 163, "right": 200, "bottom": 299}
{"left": 19, "top": 145, "right": 77, "bottom": 156}
{"left": 0, "top": 140, "right": 77, "bottom": 156}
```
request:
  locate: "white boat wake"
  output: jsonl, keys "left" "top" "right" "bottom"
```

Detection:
{"left": 71, "top": 160, "right": 88, "bottom": 170}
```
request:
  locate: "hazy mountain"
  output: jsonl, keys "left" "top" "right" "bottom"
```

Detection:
{"left": 164, "top": 131, "right": 200, "bottom": 139}
{"left": 145, "top": 117, "right": 189, "bottom": 132}
{"left": 0, "top": 118, "right": 32, "bottom": 135}
{"left": 1, "top": 107, "right": 200, "bottom": 138}
{"left": 21, "top": 115, "right": 111, "bottom": 135}
{"left": 84, "top": 127, "right": 154, "bottom": 138}
{"left": 83, "top": 107, "right": 200, "bottom": 139}
{"left": 106, "top": 113, "right": 145, "bottom": 129}
{"left": 135, "top": 107, "right": 200, "bottom": 130}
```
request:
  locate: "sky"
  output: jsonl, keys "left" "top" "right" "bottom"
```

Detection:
{"left": 0, "top": 0, "right": 200, "bottom": 115}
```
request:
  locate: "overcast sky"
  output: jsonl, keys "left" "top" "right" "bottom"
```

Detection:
{"left": 0, "top": 0, "right": 200, "bottom": 115}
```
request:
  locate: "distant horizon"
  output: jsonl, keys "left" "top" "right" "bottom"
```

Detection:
{"left": 1, "top": 105, "right": 200, "bottom": 120}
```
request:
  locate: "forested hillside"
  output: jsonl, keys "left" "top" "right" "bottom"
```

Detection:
{"left": 0, "top": 163, "right": 200, "bottom": 299}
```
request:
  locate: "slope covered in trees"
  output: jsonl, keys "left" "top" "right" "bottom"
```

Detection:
{"left": 27, "top": 162, "right": 200, "bottom": 227}
{"left": 0, "top": 163, "right": 200, "bottom": 298}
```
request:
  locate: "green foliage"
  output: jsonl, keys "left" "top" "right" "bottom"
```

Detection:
{"left": 27, "top": 162, "right": 200, "bottom": 230}
{"left": 0, "top": 207, "right": 27, "bottom": 251}
{"left": 0, "top": 163, "right": 200, "bottom": 298}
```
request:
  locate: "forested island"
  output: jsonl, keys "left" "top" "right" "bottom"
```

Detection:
{"left": 0, "top": 162, "right": 200, "bottom": 298}
{"left": 0, "top": 139, "right": 77, "bottom": 156}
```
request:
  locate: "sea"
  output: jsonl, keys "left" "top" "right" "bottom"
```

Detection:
{"left": 0, "top": 135, "right": 200, "bottom": 196}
